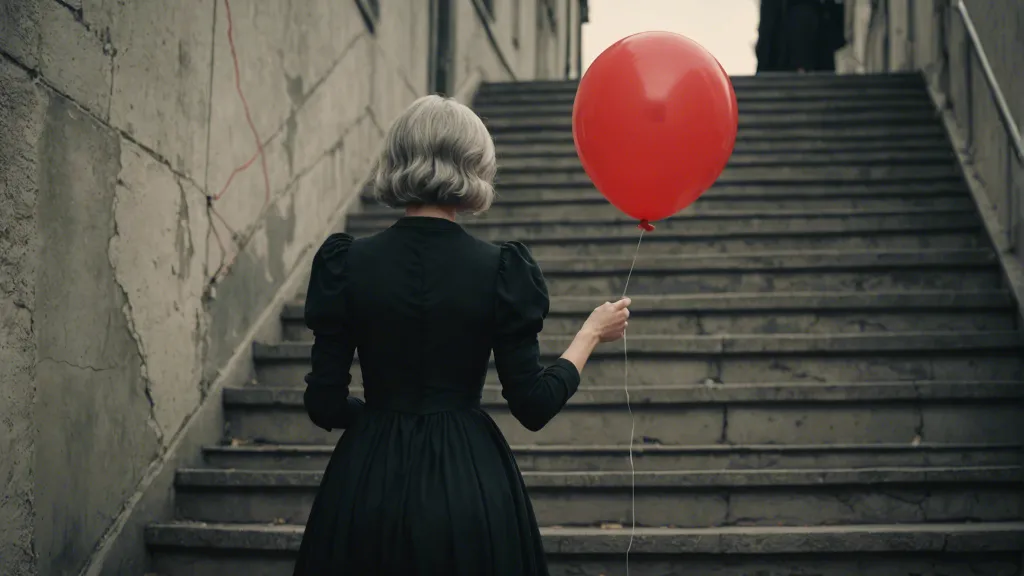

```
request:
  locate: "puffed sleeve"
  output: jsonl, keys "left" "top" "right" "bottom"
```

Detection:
{"left": 302, "top": 233, "right": 364, "bottom": 431}
{"left": 494, "top": 241, "right": 581, "bottom": 432}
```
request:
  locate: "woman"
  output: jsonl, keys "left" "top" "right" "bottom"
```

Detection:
{"left": 293, "top": 94, "right": 631, "bottom": 575}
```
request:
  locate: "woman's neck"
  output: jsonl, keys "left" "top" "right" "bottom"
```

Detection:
{"left": 405, "top": 205, "right": 457, "bottom": 222}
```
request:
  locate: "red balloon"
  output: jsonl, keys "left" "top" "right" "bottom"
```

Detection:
{"left": 573, "top": 31, "right": 739, "bottom": 225}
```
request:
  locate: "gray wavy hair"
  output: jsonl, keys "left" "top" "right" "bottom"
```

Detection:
{"left": 372, "top": 95, "right": 497, "bottom": 213}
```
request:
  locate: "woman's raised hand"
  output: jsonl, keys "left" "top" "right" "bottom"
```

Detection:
{"left": 581, "top": 298, "right": 631, "bottom": 343}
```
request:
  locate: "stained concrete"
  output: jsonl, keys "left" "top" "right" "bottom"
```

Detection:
{"left": 0, "top": 0, "right": 41, "bottom": 68}
{"left": 103, "top": 0, "right": 215, "bottom": 180}
{"left": 38, "top": 0, "right": 113, "bottom": 119}
{"left": 0, "top": 57, "right": 43, "bottom": 576}
{"left": 109, "top": 140, "right": 210, "bottom": 439}
{"left": 31, "top": 91, "right": 160, "bottom": 576}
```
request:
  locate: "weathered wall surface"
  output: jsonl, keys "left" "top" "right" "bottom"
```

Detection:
{"left": 845, "top": 0, "right": 1023, "bottom": 262}
{"left": 453, "top": 0, "right": 582, "bottom": 91}
{"left": 0, "top": 58, "right": 44, "bottom": 576}
{"left": 956, "top": 0, "right": 1023, "bottom": 262}
{"left": 33, "top": 93, "right": 164, "bottom": 576}
{"left": 0, "top": 0, "right": 576, "bottom": 574}
{"left": 455, "top": 0, "right": 518, "bottom": 88}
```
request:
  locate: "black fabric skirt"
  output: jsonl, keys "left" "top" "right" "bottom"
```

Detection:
{"left": 292, "top": 406, "right": 549, "bottom": 576}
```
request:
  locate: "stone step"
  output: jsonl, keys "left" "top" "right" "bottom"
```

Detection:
{"left": 496, "top": 137, "right": 951, "bottom": 157}
{"left": 343, "top": 212, "right": 986, "bottom": 256}
{"left": 366, "top": 196, "right": 976, "bottom": 216}
{"left": 255, "top": 331, "right": 1024, "bottom": 359}
{"left": 172, "top": 466, "right": 1022, "bottom": 527}
{"left": 349, "top": 236, "right": 991, "bottom": 260}
{"left": 532, "top": 249, "right": 1001, "bottom": 295}
{"left": 252, "top": 331, "right": 1023, "bottom": 391}
{"left": 358, "top": 189, "right": 976, "bottom": 216}
{"left": 295, "top": 248, "right": 1002, "bottom": 297}
{"left": 476, "top": 73, "right": 924, "bottom": 94}
{"left": 223, "top": 380, "right": 1024, "bottom": 446}
{"left": 359, "top": 181, "right": 971, "bottom": 208}
{"left": 397, "top": 231, "right": 988, "bottom": 258}
{"left": 281, "top": 290, "right": 1015, "bottom": 340}
{"left": 494, "top": 165, "right": 959, "bottom": 187}
{"left": 477, "top": 81, "right": 928, "bottom": 99}
{"left": 477, "top": 85, "right": 932, "bottom": 106}
{"left": 495, "top": 136, "right": 950, "bottom": 156}
{"left": 296, "top": 248, "right": 1002, "bottom": 297}
{"left": 146, "top": 521, "right": 1024, "bottom": 576}
{"left": 203, "top": 442, "right": 1023, "bottom": 472}
{"left": 490, "top": 123, "right": 946, "bottom": 144}
{"left": 497, "top": 149, "right": 955, "bottom": 171}
{"left": 532, "top": 231, "right": 984, "bottom": 257}
{"left": 476, "top": 97, "right": 935, "bottom": 118}
{"left": 347, "top": 207, "right": 981, "bottom": 235}
{"left": 485, "top": 111, "right": 941, "bottom": 133}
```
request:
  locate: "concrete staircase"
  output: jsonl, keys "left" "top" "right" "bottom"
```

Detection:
{"left": 147, "top": 73, "right": 1024, "bottom": 575}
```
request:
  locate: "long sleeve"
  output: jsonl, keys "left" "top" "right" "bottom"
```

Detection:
{"left": 303, "top": 233, "right": 364, "bottom": 431}
{"left": 493, "top": 241, "right": 581, "bottom": 432}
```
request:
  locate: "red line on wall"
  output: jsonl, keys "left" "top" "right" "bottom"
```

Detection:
{"left": 215, "top": 0, "right": 271, "bottom": 205}
{"left": 206, "top": 0, "right": 273, "bottom": 282}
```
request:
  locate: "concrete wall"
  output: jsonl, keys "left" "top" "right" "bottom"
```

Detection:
{"left": 842, "top": 0, "right": 1023, "bottom": 309}
{"left": 847, "top": 0, "right": 1023, "bottom": 248}
{"left": 0, "top": 1, "right": 581, "bottom": 575}
{"left": 453, "top": 0, "right": 583, "bottom": 89}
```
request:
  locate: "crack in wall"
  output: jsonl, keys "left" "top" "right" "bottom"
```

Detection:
{"left": 104, "top": 24, "right": 115, "bottom": 122}
{"left": 200, "top": 0, "right": 219, "bottom": 210}
{"left": 107, "top": 192, "right": 165, "bottom": 445}
{"left": 174, "top": 178, "right": 195, "bottom": 281}
{"left": 365, "top": 104, "right": 385, "bottom": 135}
{"left": 208, "top": 109, "right": 373, "bottom": 285}
{"left": 202, "top": 25, "right": 374, "bottom": 285}
{"left": 1, "top": 49, "right": 201, "bottom": 192}
{"left": 37, "top": 357, "right": 116, "bottom": 373}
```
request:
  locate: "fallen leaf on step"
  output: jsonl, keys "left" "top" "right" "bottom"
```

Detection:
{"left": 600, "top": 522, "right": 623, "bottom": 530}
{"left": 230, "top": 438, "right": 248, "bottom": 447}
{"left": 273, "top": 518, "right": 286, "bottom": 525}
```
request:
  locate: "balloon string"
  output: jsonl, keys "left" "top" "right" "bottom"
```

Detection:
{"left": 621, "top": 228, "right": 645, "bottom": 576}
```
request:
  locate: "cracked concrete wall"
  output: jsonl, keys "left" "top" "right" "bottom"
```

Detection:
{"left": 0, "top": 0, "right": 576, "bottom": 574}
{"left": 852, "top": 0, "right": 1023, "bottom": 261}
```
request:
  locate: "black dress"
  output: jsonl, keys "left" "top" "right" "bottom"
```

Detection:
{"left": 293, "top": 216, "right": 581, "bottom": 576}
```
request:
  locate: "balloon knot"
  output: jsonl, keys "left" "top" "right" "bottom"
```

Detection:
{"left": 638, "top": 220, "right": 655, "bottom": 232}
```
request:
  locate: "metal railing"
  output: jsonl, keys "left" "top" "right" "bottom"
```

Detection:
{"left": 952, "top": 0, "right": 1022, "bottom": 251}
